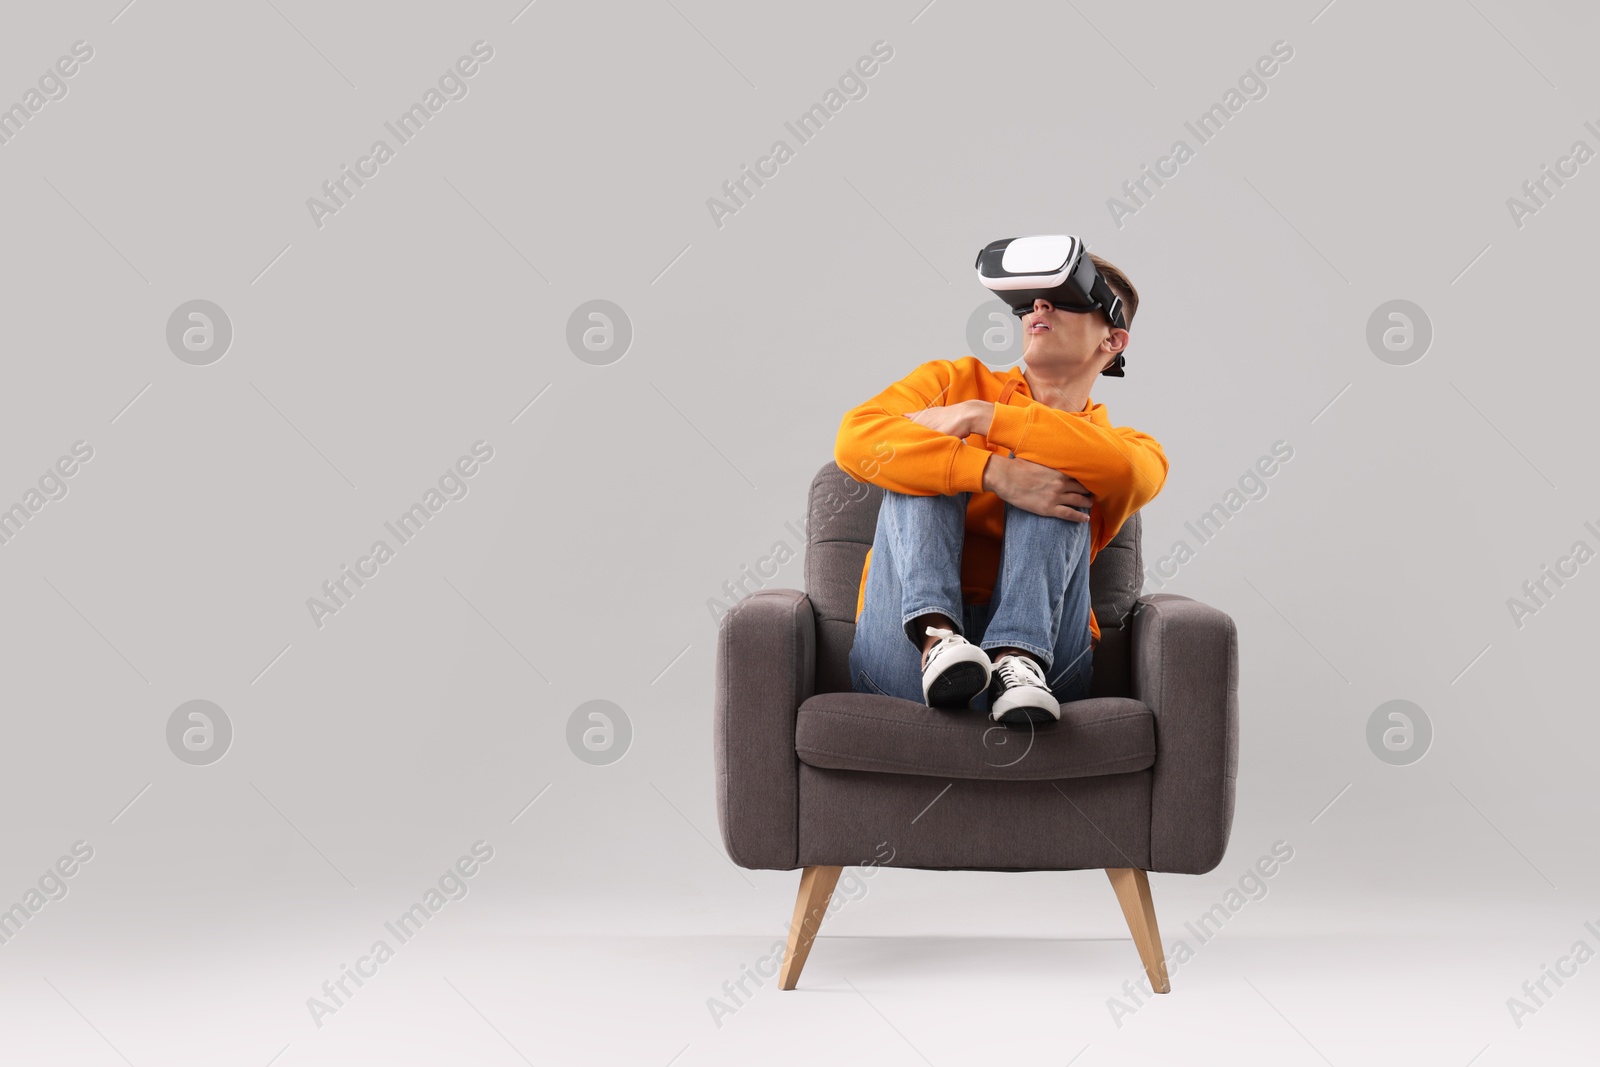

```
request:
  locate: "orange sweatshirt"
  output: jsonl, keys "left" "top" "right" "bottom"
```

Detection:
{"left": 834, "top": 356, "right": 1168, "bottom": 641}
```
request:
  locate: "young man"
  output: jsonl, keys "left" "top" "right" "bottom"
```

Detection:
{"left": 834, "top": 253, "right": 1167, "bottom": 724}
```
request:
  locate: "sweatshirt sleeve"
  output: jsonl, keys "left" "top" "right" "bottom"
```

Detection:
{"left": 834, "top": 359, "right": 994, "bottom": 496}
{"left": 985, "top": 400, "right": 1169, "bottom": 527}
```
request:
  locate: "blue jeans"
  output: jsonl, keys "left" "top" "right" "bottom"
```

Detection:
{"left": 848, "top": 490, "right": 1095, "bottom": 713}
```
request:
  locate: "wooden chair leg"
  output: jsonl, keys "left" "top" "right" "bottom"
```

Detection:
{"left": 1106, "top": 868, "right": 1171, "bottom": 994}
{"left": 778, "top": 865, "right": 843, "bottom": 990}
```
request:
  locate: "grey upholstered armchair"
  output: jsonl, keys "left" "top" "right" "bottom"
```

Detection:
{"left": 714, "top": 462, "right": 1239, "bottom": 992}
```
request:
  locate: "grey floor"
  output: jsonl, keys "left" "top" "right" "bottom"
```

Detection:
{"left": 2, "top": 853, "right": 1593, "bottom": 1065}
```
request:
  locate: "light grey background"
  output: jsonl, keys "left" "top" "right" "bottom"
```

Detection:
{"left": 2, "top": 0, "right": 1596, "bottom": 1063}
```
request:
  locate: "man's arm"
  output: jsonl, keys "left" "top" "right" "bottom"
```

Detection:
{"left": 977, "top": 400, "right": 1169, "bottom": 519}
{"left": 834, "top": 360, "right": 994, "bottom": 496}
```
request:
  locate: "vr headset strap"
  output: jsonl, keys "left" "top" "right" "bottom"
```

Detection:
{"left": 1089, "top": 274, "right": 1126, "bottom": 331}
{"left": 1088, "top": 273, "right": 1127, "bottom": 377}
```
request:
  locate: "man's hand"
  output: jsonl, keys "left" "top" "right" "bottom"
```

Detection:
{"left": 903, "top": 403, "right": 1090, "bottom": 520}
{"left": 903, "top": 399, "right": 993, "bottom": 439}
{"left": 982, "top": 454, "right": 1093, "bottom": 522}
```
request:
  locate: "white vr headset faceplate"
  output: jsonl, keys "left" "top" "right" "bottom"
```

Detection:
{"left": 982, "top": 235, "right": 1083, "bottom": 290}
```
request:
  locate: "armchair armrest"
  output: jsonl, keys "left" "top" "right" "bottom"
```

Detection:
{"left": 715, "top": 588, "right": 816, "bottom": 870}
{"left": 1131, "top": 593, "right": 1239, "bottom": 875}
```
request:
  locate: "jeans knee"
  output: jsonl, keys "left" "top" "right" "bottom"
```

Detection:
{"left": 886, "top": 489, "right": 965, "bottom": 513}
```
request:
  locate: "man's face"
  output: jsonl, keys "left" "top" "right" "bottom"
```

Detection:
{"left": 1021, "top": 298, "right": 1126, "bottom": 374}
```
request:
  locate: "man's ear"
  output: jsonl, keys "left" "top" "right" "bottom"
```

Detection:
{"left": 1100, "top": 329, "right": 1129, "bottom": 374}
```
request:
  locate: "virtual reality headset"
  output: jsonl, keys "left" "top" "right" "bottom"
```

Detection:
{"left": 975, "top": 235, "right": 1128, "bottom": 376}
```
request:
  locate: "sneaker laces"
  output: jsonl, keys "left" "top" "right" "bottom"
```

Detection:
{"left": 994, "top": 654, "right": 1047, "bottom": 689}
{"left": 922, "top": 626, "right": 966, "bottom": 668}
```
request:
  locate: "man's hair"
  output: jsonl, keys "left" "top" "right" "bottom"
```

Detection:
{"left": 1089, "top": 253, "right": 1138, "bottom": 328}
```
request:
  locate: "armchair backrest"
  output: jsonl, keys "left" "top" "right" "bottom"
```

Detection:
{"left": 803, "top": 462, "right": 1144, "bottom": 696}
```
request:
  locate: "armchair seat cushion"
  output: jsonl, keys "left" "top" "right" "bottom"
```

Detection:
{"left": 794, "top": 692, "right": 1156, "bottom": 782}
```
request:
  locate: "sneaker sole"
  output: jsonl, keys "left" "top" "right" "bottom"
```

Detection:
{"left": 991, "top": 704, "right": 1060, "bottom": 725}
{"left": 925, "top": 661, "right": 990, "bottom": 709}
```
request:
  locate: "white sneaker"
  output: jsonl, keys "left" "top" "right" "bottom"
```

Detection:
{"left": 987, "top": 653, "right": 1061, "bottom": 723}
{"left": 920, "top": 626, "right": 992, "bottom": 708}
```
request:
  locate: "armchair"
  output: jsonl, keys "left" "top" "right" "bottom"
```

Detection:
{"left": 714, "top": 462, "right": 1239, "bottom": 991}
